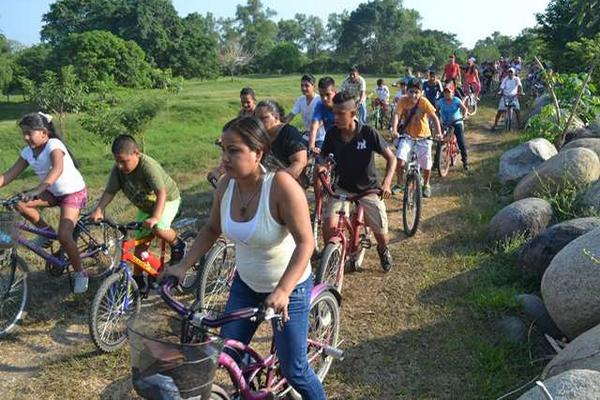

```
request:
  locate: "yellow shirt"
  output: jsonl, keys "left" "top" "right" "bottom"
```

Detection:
{"left": 395, "top": 96, "right": 436, "bottom": 138}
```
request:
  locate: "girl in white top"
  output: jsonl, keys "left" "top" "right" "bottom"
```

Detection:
{"left": 0, "top": 113, "right": 89, "bottom": 293}
{"left": 165, "top": 116, "right": 325, "bottom": 399}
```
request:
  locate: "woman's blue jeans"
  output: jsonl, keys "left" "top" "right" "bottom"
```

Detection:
{"left": 220, "top": 276, "right": 327, "bottom": 400}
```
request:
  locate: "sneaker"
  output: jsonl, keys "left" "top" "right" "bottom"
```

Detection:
{"left": 423, "top": 185, "right": 432, "bottom": 198}
{"left": 73, "top": 272, "right": 89, "bottom": 294}
{"left": 378, "top": 247, "right": 393, "bottom": 272}
{"left": 170, "top": 238, "right": 187, "bottom": 265}
{"left": 391, "top": 184, "right": 403, "bottom": 195}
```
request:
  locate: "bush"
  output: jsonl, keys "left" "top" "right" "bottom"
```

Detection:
{"left": 261, "top": 43, "right": 305, "bottom": 74}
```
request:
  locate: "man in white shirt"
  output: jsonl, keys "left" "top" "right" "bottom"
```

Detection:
{"left": 492, "top": 68, "right": 523, "bottom": 130}
{"left": 286, "top": 74, "right": 325, "bottom": 146}
{"left": 341, "top": 65, "right": 368, "bottom": 124}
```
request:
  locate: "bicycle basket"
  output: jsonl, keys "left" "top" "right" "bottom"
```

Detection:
{"left": 0, "top": 211, "right": 17, "bottom": 249}
{"left": 128, "top": 308, "right": 224, "bottom": 400}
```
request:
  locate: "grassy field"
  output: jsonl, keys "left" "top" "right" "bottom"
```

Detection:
{"left": 0, "top": 76, "right": 548, "bottom": 399}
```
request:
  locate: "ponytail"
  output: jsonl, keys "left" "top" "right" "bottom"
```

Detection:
{"left": 18, "top": 112, "right": 81, "bottom": 169}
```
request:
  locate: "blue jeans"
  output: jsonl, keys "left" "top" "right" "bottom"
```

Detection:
{"left": 358, "top": 101, "right": 367, "bottom": 124}
{"left": 453, "top": 121, "right": 468, "bottom": 165}
{"left": 220, "top": 276, "right": 326, "bottom": 400}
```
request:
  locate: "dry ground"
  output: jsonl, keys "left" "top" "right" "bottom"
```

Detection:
{"left": 0, "top": 103, "right": 539, "bottom": 399}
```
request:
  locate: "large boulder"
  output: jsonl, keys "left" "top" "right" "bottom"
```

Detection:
{"left": 516, "top": 294, "right": 563, "bottom": 339}
{"left": 498, "top": 139, "right": 558, "bottom": 184}
{"left": 488, "top": 198, "right": 554, "bottom": 243}
{"left": 514, "top": 148, "right": 600, "bottom": 200}
{"left": 561, "top": 138, "right": 600, "bottom": 159}
{"left": 518, "top": 369, "right": 600, "bottom": 399}
{"left": 590, "top": 114, "right": 600, "bottom": 135}
{"left": 581, "top": 180, "right": 600, "bottom": 212}
{"left": 541, "top": 228, "right": 600, "bottom": 339}
{"left": 543, "top": 324, "right": 600, "bottom": 378}
{"left": 518, "top": 218, "right": 600, "bottom": 276}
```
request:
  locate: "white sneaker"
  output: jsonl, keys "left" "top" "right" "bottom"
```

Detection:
{"left": 73, "top": 272, "right": 89, "bottom": 294}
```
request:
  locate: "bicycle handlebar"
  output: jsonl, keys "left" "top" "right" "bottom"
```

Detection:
{"left": 160, "top": 277, "right": 282, "bottom": 329}
{"left": 0, "top": 194, "right": 23, "bottom": 207}
{"left": 90, "top": 219, "right": 144, "bottom": 233}
{"left": 317, "top": 172, "right": 382, "bottom": 201}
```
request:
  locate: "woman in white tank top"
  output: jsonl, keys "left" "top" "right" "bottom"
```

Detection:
{"left": 165, "top": 117, "right": 326, "bottom": 399}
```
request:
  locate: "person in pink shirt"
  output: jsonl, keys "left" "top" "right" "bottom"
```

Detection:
{"left": 463, "top": 57, "right": 481, "bottom": 100}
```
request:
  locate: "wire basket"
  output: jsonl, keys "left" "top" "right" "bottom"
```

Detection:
{"left": 128, "top": 307, "right": 223, "bottom": 400}
{"left": 0, "top": 211, "right": 17, "bottom": 249}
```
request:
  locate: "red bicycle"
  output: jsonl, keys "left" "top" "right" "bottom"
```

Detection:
{"left": 315, "top": 160, "right": 382, "bottom": 293}
{"left": 435, "top": 118, "right": 463, "bottom": 177}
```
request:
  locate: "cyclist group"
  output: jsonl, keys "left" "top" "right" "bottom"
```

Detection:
{"left": 0, "top": 53, "right": 528, "bottom": 399}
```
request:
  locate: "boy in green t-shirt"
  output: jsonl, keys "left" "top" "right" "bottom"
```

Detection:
{"left": 90, "top": 135, "right": 185, "bottom": 279}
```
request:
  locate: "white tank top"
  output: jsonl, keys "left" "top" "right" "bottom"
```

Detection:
{"left": 221, "top": 172, "right": 311, "bottom": 293}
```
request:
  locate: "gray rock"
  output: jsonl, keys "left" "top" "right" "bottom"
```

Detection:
{"left": 528, "top": 94, "right": 552, "bottom": 120}
{"left": 541, "top": 228, "right": 600, "bottom": 339}
{"left": 581, "top": 180, "right": 600, "bottom": 212}
{"left": 514, "top": 148, "right": 600, "bottom": 200}
{"left": 498, "top": 139, "right": 558, "bottom": 184}
{"left": 543, "top": 324, "right": 600, "bottom": 378}
{"left": 561, "top": 138, "right": 600, "bottom": 159}
{"left": 590, "top": 114, "right": 600, "bottom": 135}
{"left": 563, "top": 117, "right": 592, "bottom": 144}
{"left": 518, "top": 218, "right": 600, "bottom": 276}
{"left": 518, "top": 369, "right": 600, "bottom": 399}
{"left": 488, "top": 198, "right": 554, "bottom": 243}
{"left": 494, "top": 316, "right": 528, "bottom": 344}
{"left": 516, "top": 294, "right": 563, "bottom": 339}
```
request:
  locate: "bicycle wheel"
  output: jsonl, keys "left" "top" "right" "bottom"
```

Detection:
{"left": 0, "top": 251, "right": 28, "bottom": 338}
{"left": 210, "top": 385, "right": 230, "bottom": 400}
{"left": 74, "top": 220, "right": 121, "bottom": 279}
{"left": 467, "top": 95, "right": 477, "bottom": 115}
{"left": 197, "top": 240, "right": 236, "bottom": 314}
{"left": 437, "top": 142, "right": 451, "bottom": 177}
{"left": 288, "top": 290, "right": 341, "bottom": 400}
{"left": 402, "top": 171, "right": 422, "bottom": 237}
{"left": 177, "top": 229, "right": 202, "bottom": 293}
{"left": 89, "top": 270, "right": 141, "bottom": 352}
{"left": 315, "top": 242, "right": 343, "bottom": 293}
{"left": 506, "top": 108, "right": 513, "bottom": 131}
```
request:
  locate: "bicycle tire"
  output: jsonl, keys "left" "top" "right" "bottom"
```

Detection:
{"left": 315, "top": 242, "right": 343, "bottom": 293}
{"left": 89, "top": 271, "right": 141, "bottom": 353}
{"left": 437, "top": 142, "right": 451, "bottom": 177}
{"left": 403, "top": 171, "right": 422, "bottom": 237}
{"left": 210, "top": 385, "right": 230, "bottom": 400}
{"left": 177, "top": 229, "right": 202, "bottom": 293}
{"left": 288, "top": 290, "right": 341, "bottom": 400}
{"left": 197, "top": 240, "right": 236, "bottom": 314}
{"left": 74, "top": 220, "right": 121, "bottom": 279}
{"left": 468, "top": 96, "right": 477, "bottom": 115}
{"left": 506, "top": 108, "right": 513, "bottom": 131}
{"left": 0, "top": 251, "right": 28, "bottom": 338}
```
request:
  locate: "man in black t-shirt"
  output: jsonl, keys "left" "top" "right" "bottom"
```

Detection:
{"left": 423, "top": 71, "right": 443, "bottom": 107}
{"left": 317, "top": 92, "right": 397, "bottom": 272}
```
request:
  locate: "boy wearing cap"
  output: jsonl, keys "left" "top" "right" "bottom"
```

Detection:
{"left": 492, "top": 67, "right": 523, "bottom": 130}
{"left": 391, "top": 78, "right": 442, "bottom": 198}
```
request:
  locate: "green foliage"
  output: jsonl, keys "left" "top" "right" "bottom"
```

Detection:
{"left": 55, "top": 30, "right": 153, "bottom": 89}
{"left": 522, "top": 104, "right": 563, "bottom": 143}
{"left": 399, "top": 30, "right": 461, "bottom": 72}
{"left": 21, "top": 65, "right": 87, "bottom": 117}
{"left": 12, "top": 44, "right": 53, "bottom": 85}
{"left": 567, "top": 32, "right": 600, "bottom": 85}
{"left": 171, "top": 13, "right": 220, "bottom": 79}
{"left": 80, "top": 99, "right": 162, "bottom": 145}
{"left": 537, "top": 180, "right": 598, "bottom": 222}
{"left": 234, "top": 0, "right": 278, "bottom": 62}
{"left": 261, "top": 43, "right": 305, "bottom": 74}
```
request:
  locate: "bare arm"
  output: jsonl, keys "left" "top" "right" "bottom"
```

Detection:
{"left": 265, "top": 172, "right": 314, "bottom": 318}
{"left": 307, "top": 120, "right": 322, "bottom": 151}
{"left": 145, "top": 188, "right": 167, "bottom": 228}
{"left": 0, "top": 157, "right": 28, "bottom": 188}
{"left": 23, "top": 149, "right": 64, "bottom": 199}
{"left": 427, "top": 109, "right": 442, "bottom": 137}
{"left": 380, "top": 147, "right": 397, "bottom": 198}
{"left": 285, "top": 150, "right": 308, "bottom": 180}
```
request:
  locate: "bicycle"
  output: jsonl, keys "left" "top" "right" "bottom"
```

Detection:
{"left": 88, "top": 218, "right": 196, "bottom": 352}
{"left": 398, "top": 135, "right": 431, "bottom": 237}
{"left": 502, "top": 95, "right": 519, "bottom": 131}
{"left": 371, "top": 100, "right": 390, "bottom": 130}
{"left": 464, "top": 85, "right": 478, "bottom": 115}
{"left": 0, "top": 194, "right": 122, "bottom": 337}
{"left": 128, "top": 277, "right": 342, "bottom": 399}
{"left": 434, "top": 119, "right": 463, "bottom": 177}
{"left": 315, "top": 156, "right": 382, "bottom": 292}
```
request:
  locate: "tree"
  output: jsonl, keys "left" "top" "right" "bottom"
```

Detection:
{"left": 277, "top": 19, "right": 304, "bottom": 48}
{"left": 299, "top": 15, "right": 327, "bottom": 57}
{"left": 326, "top": 12, "right": 349, "bottom": 51}
{"left": 262, "top": 43, "right": 304, "bottom": 74}
{"left": 21, "top": 65, "right": 87, "bottom": 133}
{"left": 218, "top": 37, "right": 255, "bottom": 79}
{"left": 12, "top": 44, "right": 53, "bottom": 84}
{"left": 55, "top": 30, "right": 153, "bottom": 88}
{"left": 0, "top": 34, "right": 13, "bottom": 99}
{"left": 234, "top": 0, "right": 278, "bottom": 63}
{"left": 337, "top": 0, "right": 420, "bottom": 73}
{"left": 170, "top": 13, "right": 220, "bottom": 79}
{"left": 399, "top": 30, "right": 460, "bottom": 72}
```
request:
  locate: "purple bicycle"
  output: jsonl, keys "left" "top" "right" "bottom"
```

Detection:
{"left": 0, "top": 194, "right": 121, "bottom": 337}
{"left": 127, "top": 277, "right": 342, "bottom": 399}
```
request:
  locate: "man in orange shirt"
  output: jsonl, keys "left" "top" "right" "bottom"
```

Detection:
{"left": 442, "top": 54, "right": 462, "bottom": 87}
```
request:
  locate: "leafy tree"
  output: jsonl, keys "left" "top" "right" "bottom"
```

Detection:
{"left": 0, "top": 34, "right": 13, "bottom": 98}
{"left": 55, "top": 30, "right": 153, "bottom": 88}
{"left": 326, "top": 12, "right": 349, "bottom": 51}
{"left": 12, "top": 44, "right": 53, "bottom": 84}
{"left": 299, "top": 15, "right": 327, "bottom": 57}
{"left": 262, "top": 43, "right": 304, "bottom": 73}
{"left": 21, "top": 65, "right": 87, "bottom": 132}
{"left": 170, "top": 13, "right": 220, "bottom": 79}
{"left": 337, "top": 0, "right": 419, "bottom": 73}
{"left": 536, "top": 0, "right": 583, "bottom": 70}
{"left": 399, "top": 30, "right": 461, "bottom": 72}
{"left": 234, "top": 0, "right": 278, "bottom": 62}
{"left": 277, "top": 19, "right": 304, "bottom": 48}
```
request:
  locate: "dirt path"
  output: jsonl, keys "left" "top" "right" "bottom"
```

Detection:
{"left": 0, "top": 105, "right": 518, "bottom": 399}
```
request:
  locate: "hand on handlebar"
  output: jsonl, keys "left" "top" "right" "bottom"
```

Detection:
{"left": 265, "top": 287, "right": 290, "bottom": 322}
{"left": 159, "top": 263, "right": 187, "bottom": 285}
{"left": 89, "top": 208, "right": 104, "bottom": 223}
{"left": 309, "top": 146, "right": 321, "bottom": 155}
{"left": 20, "top": 188, "right": 42, "bottom": 202}
{"left": 144, "top": 217, "right": 159, "bottom": 230}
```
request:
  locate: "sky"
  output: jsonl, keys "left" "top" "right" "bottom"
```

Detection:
{"left": 0, "top": 0, "right": 550, "bottom": 49}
